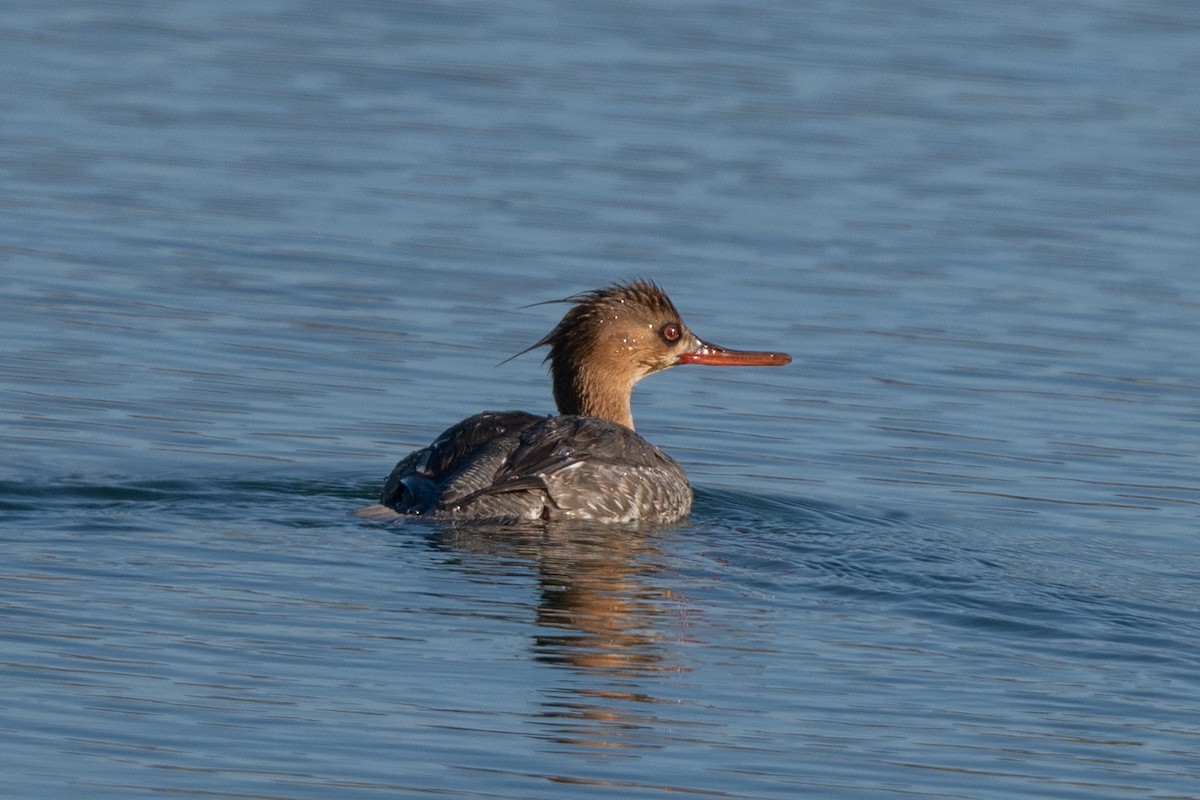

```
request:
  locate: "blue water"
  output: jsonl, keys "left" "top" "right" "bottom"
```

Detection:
{"left": 3, "top": 1, "right": 1199, "bottom": 798}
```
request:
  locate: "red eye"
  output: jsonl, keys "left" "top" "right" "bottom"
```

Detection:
{"left": 661, "top": 323, "right": 681, "bottom": 342}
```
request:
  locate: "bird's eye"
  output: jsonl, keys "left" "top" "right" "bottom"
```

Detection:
{"left": 661, "top": 323, "right": 681, "bottom": 343}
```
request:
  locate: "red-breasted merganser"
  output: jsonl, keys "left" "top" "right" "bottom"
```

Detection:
{"left": 374, "top": 280, "right": 790, "bottom": 524}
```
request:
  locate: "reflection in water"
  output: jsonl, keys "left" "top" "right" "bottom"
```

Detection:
{"left": 435, "top": 523, "right": 689, "bottom": 750}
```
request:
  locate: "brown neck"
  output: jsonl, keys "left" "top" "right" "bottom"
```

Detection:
{"left": 552, "top": 360, "right": 636, "bottom": 430}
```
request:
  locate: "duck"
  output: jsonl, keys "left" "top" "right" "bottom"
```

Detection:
{"left": 371, "top": 279, "right": 790, "bottom": 524}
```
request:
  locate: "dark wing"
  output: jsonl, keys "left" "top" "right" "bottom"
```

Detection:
{"left": 493, "top": 416, "right": 677, "bottom": 478}
{"left": 380, "top": 411, "right": 545, "bottom": 512}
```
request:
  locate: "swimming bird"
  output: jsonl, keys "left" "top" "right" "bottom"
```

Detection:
{"left": 373, "top": 280, "right": 790, "bottom": 524}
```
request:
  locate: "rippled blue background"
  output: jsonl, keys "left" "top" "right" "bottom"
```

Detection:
{"left": 3, "top": 1, "right": 1198, "bottom": 798}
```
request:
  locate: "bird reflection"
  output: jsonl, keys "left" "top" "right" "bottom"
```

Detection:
{"left": 433, "top": 521, "right": 691, "bottom": 750}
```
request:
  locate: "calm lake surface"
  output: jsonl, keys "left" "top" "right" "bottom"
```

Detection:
{"left": 3, "top": 1, "right": 1198, "bottom": 797}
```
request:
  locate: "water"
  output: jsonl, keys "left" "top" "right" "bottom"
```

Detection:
{"left": 3, "top": 0, "right": 1199, "bottom": 797}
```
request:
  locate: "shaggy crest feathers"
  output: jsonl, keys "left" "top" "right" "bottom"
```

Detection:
{"left": 534, "top": 279, "right": 679, "bottom": 351}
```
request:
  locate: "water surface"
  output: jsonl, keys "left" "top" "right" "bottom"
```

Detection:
{"left": 3, "top": 1, "right": 1199, "bottom": 798}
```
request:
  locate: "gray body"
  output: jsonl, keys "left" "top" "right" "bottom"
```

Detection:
{"left": 381, "top": 410, "right": 693, "bottom": 524}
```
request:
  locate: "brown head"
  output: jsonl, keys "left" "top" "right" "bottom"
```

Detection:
{"left": 520, "top": 280, "right": 791, "bottom": 429}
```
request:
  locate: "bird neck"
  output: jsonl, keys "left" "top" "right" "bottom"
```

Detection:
{"left": 552, "top": 358, "right": 636, "bottom": 430}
